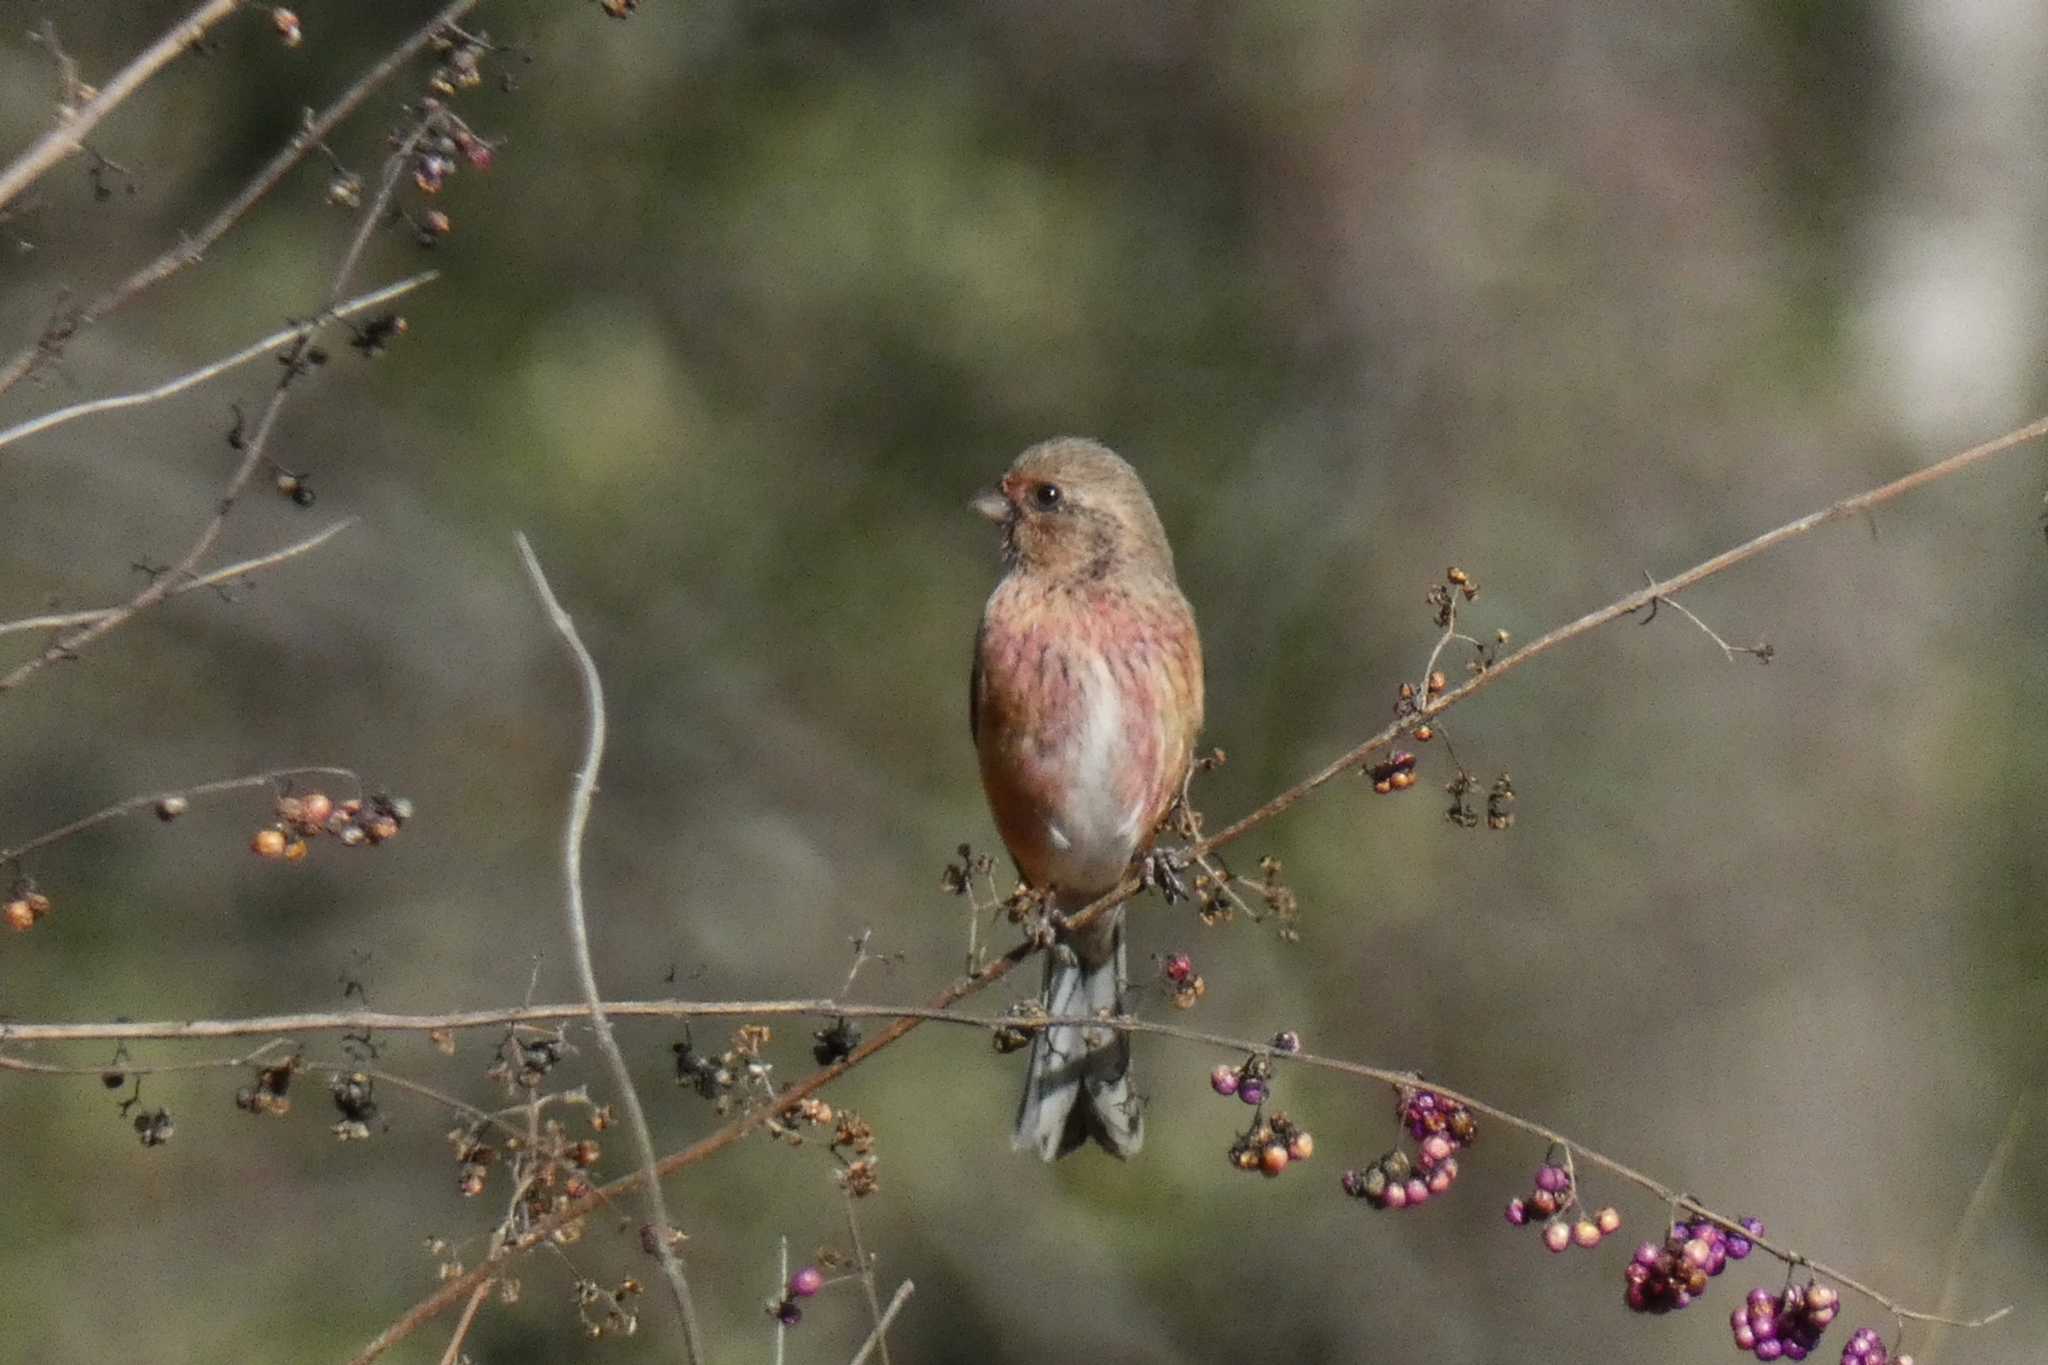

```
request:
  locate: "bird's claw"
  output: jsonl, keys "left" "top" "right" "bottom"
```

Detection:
{"left": 1139, "top": 847, "right": 1192, "bottom": 904}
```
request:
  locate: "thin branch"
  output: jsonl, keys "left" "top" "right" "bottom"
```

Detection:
{"left": 0, "top": 765, "right": 360, "bottom": 864}
{"left": 1922, "top": 1093, "right": 2030, "bottom": 1363}
{"left": 515, "top": 533, "right": 707, "bottom": 1365}
{"left": 7, "top": 992, "right": 2002, "bottom": 1337}
{"left": 0, "top": 274, "right": 435, "bottom": 457}
{"left": 0, "top": 107, "right": 433, "bottom": 696}
{"left": 775, "top": 1235, "right": 789, "bottom": 1365}
{"left": 0, "top": 518, "right": 358, "bottom": 639}
{"left": 0, "top": 0, "right": 244, "bottom": 215}
{"left": 436, "top": 1277, "right": 495, "bottom": 1365}
{"left": 843, "top": 1192, "right": 892, "bottom": 1365}
{"left": 0, "top": 0, "right": 480, "bottom": 398}
{"left": 1189, "top": 412, "right": 2048, "bottom": 861}
{"left": 847, "top": 1282, "right": 914, "bottom": 1365}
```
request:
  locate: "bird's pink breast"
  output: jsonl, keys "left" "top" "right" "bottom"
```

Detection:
{"left": 975, "top": 576, "right": 1200, "bottom": 897}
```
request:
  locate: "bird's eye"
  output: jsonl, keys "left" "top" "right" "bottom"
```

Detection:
{"left": 1033, "top": 483, "right": 1062, "bottom": 510}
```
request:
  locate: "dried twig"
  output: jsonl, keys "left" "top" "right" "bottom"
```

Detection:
{"left": 435, "top": 1277, "right": 494, "bottom": 1365}
{"left": 0, "top": 764, "right": 360, "bottom": 864}
{"left": 515, "top": 533, "right": 707, "bottom": 1365}
{"left": 0, "top": 275, "right": 436, "bottom": 458}
{"left": 0, "top": 518, "right": 357, "bottom": 640}
{"left": 0, "top": 0, "right": 479, "bottom": 397}
{"left": 0, "top": 103, "right": 433, "bottom": 695}
{"left": 0, "top": 0, "right": 245, "bottom": 215}
{"left": 847, "top": 1282, "right": 914, "bottom": 1365}
{"left": 843, "top": 1192, "right": 892, "bottom": 1365}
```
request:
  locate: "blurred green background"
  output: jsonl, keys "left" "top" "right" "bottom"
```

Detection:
{"left": 1, "top": 2, "right": 2044, "bottom": 1361}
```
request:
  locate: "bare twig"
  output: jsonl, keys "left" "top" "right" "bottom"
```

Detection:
{"left": 843, "top": 1192, "right": 892, "bottom": 1365}
{"left": 0, "top": 0, "right": 479, "bottom": 397}
{"left": 1922, "top": 1093, "right": 2030, "bottom": 1363}
{"left": 775, "top": 1235, "right": 789, "bottom": 1365}
{"left": 0, "top": 0, "right": 245, "bottom": 215}
{"left": 515, "top": 533, "right": 707, "bottom": 1365}
{"left": 436, "top": 1277, "right": 494, "bottom": 1365}
{"left": 0, "top": 104, "right": 434, "bottom": 695}
{"left": 847, "top": 1282, "right": 914, "bottom": 1365}
{"left": 0, "top": 518, "right": 357, "bottom": 639}
{"left": 0, "top": 764, "right": 360, "bottom": 864}
{"left": 0, "top": 274, "right": 435, "bottom": 457}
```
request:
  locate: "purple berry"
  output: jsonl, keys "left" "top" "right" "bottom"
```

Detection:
{"left": 1535, "top": 1163, "right": 1568, "bottom": 1193}
{"left": 1505, "top": 1198, "right": 1528, "bottom": 1226}
{"left": 789, "top": 1266, "right": 823, "bottom": 1298}
{"left": 1404, "top": 1177, "right": 1429, "bottom": 1206}
{"left": 1756, "top": 1339, "right": 1784, "bottom": 1362}
{"left": 1238, "top": 1078, "right": 1267, "bottom": 1106}
{"left": 776, "top": 1300, "right": 802, "bottom": 1327}
{"left": 1209, "top": 1065, "right": 1239, "bottom": 1097}
{"left": 1272, "top": 1030, "right": 1301, "bottom": 1053}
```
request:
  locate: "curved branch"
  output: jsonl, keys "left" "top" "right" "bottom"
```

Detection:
{"left": 516, "top": 533, "right": 707, "bottom": 1365}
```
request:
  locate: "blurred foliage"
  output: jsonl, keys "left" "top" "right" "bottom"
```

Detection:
{"left": 0, "top": 1, "right": 2043, "bottom": 1361}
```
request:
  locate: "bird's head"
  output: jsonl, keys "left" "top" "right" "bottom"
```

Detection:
{"left": 973, "top": 437, "right": 1175, "bottom": 582}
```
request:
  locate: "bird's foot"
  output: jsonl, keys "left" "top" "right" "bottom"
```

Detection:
{"left": 1138, "top": 847, "right": 1192, "bottom": 904}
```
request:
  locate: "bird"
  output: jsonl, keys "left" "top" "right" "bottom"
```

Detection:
{"left": 969, "top": 437, "right": 1205, "bottom": 1159}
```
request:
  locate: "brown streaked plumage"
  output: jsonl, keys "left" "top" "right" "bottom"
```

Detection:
{"left": 970, "top": 437, "right": 1204, "bottom": 1159}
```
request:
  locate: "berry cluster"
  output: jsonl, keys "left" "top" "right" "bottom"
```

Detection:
{"left": 234, "top": 1058, "right": 296, "bottom": 1118}
{"left": 1341, "top": 1087, "right": 1477, "bottom": 1210}
{"left": 1227, "top": 1111, "right": 1315, "bottom": 1177}
{"left": 1366, "top": 750, "right": 1419, "bottom": 795}
{"left": 1839, "top": 1327, "right": 1913, "bottom": 1365}
{"left": 1621, "top": 1216, "right": 1757, "bottom": 1313}
{"left": 3, "top": 884, "right": 52, "bottom": 933}
{"left": 330, "top": 1071, "right": 380, "bottom": 1141}
{"left": 1730, "top": 1280, "right": 1840, "bottom": 1360}
{"left": 251, "top": 791, "right": 413, "bottom": 861}
{"left": 1160, "top": 951, "right": 1207, "bottom": 1008}
{"left": 771, "top": 1265, "right": 826, "bottom": 1326}
{"left": 1209, "top": 1054, "right": 1272, "bottom": 1107}
{"left": 1504, "top": 1157, "right": 1620, "bottom": 1253}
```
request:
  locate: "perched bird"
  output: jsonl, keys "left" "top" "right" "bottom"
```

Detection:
{"left": 970, "top": 437, "right": 1205, "bottom": 1159}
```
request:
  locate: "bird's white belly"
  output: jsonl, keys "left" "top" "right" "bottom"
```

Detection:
{"left": 1039, "top": 655, "right": 1148, "bottom": 893}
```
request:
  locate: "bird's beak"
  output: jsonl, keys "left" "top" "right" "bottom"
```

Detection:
{"left": 971, "top": 486, "right": 1011, "bottom": 523}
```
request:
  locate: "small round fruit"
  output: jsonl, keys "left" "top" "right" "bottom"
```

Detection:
{"left": 788, "top": 1267, "right": 824, "bottom": 1298}
{"left": 1572, "top": 1219, "right": 1600, "bottom": 1248}
{"left": 1260, "top": 1144, "right": 1289, "bottom": 1177}
{"left": 1287, "top": 1131, "right": 1314, "bottom": 1161}
{"left": 3, "top": 899, "right": 35, "bottom": 932}
{"left": 252, "top": 828, "right": 288, "bottom": 858}
{"left": 1596, "top": 1206, "right": 1621, "bottom": 1236}
{"left": 1209, "top": 1064, "right": 1239, "bottom": 1097}
{"left": 1542, "top": 1221, "right": 1571, "bottom": 1253}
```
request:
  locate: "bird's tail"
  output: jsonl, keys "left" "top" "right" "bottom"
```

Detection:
{"left": 1013, "top": 905, "right": 1142, "bottom": 1160}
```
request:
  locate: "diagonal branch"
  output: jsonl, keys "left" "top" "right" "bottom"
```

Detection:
{"left": 0, "top": 108, "right": 439, "bottom": 696}
{"left": 333, "top": 408, "right": 2048, "bottom": 1361}
{"left": 515, "top": 533, "right": 707, "bottom": 1365}
{"left": 0, "top": 0, "right": 245, "bottom": 215}
{"left": 0, "top": 0, "right": 479, "bottom": 398}
{"left": 0, "top": 517, "right": 357, "bottom": 640}
{"left": 0, "top": 274, "right": 436, "bottom": 458}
